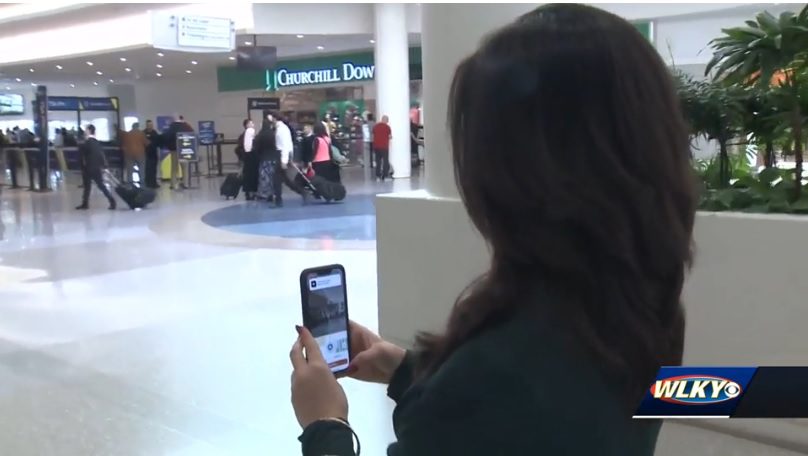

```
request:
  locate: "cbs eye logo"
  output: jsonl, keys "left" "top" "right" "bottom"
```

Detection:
{"left": 310, "top": 280, "right": 317, "bottom": 289}
{"left": 724, "top": 382, "right": 741, "bottom": 398}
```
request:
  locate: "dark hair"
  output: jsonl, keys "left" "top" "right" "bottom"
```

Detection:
{"left": 416, "top": 4, "right": 696, "bottom": 408}
{"left": 86, "top": 124, "right": 96, "bottom": 135}
{"left": 313, "top": 122, "right": 328, "bottom": 138}
{"left": 243, "top": 118, "right": 251, "bottom": 129}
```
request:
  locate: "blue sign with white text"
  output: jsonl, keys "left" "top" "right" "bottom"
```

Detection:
{"left": 198, "top": 121, "right": 216, "bottom": 145}
{"left": 47, "top": 97, "right": 80, "bottom": 111}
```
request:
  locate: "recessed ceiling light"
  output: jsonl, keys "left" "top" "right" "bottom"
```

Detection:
{"left": 109, "top": 79, "right": 115, "bottom": 83}
{"left": 185, "top": 69, "right": 192, "bottom": 74}
{"left": 244, "top": 41, "right": 252, "bottom": 45}
{"left": 125, "top": 67, "right": 132, "bottom": 72}
{"left": 370, "top": 39, "right": 376, "bottom": 44}
{"left": 86, "top": 61, "right": 94, "bottom": 66}
{"left": 156, "top": 72, "right": 162, "bottom": 77}
{"left": 228, "top": 56, "right": 236, "bottom": 61}
{"left": 317, "top": 45, "right": 325, "bottom": 50}
{"left": 93, "top": 81, "right": 98, "bottom": 86}
{"left": 120, "top": 57, "right": 127, "bottom": 62}
{"left": 70, "top": 83, "right": 75, "bottom": 88}
{"left": 296, "top": 34, "right": 304, "bottom": 38}
{"left": 30, "top": 82, "right": 36, "bottom": 87}
{"left": 4, "top": 86, "right": 9, "bottom": 91}
{"left": 156, "top": 64, "right": 163, "bottom": 69}
{"left": 56, "top": 64, "right": 63, "bottom": 70}
{"left": 157, "top": 52, "right": 164, "bottom": 57}
{"left": 191, "top": 60, "right": 198, "bottom": 65}
{"left": 28, "top": 68, "right": 34, "bottom": 73}
{"left": 15, "top": 78, "right": 21, "bottom": 82}
{"left": 96, "top": 70, "right": 103, "bottom": 75}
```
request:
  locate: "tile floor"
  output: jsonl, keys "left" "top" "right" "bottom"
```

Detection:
{"left": 0, "top": 167, "right": 804, "bottom": 455}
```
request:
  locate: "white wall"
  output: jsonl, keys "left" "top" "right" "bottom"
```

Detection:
{"left": 133, "top": 73, "right": 219, "bottom": 132}
{"left": 251, "top": 3, "right": 421, "bottom": 35}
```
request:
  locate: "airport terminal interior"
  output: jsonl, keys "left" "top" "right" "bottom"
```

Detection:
{"left": 2, "top": 3, "right": 808, "bottom": 455}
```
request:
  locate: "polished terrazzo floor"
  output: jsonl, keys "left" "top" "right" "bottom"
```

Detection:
{"left": 0, "top": 168, "right": 804, "bottom": 455}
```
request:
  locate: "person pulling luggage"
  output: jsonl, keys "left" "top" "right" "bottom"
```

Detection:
{"left": 268, "top": 111, "right": 308, "bottom": 208}
{"left": 76, "top": 124, "right": 116, "bottom": 210}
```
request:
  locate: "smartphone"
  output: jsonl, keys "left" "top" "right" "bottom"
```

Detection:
{"left": 300, "top": 264, "right": 351, "bottom": 375}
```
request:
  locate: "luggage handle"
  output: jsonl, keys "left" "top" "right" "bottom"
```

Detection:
{"left": 103, "top": 168, "right": 122, "bottom": 186}
{"left": 290, "top": 162, "right": 316, "bottom": 190}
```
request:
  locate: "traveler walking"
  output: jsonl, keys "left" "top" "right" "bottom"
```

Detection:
{"left": 240, "top": 119, "right": 259, "bottom": 200}
{"left": 252, "top": 113, "right": 277, "bottom": 202}
{"left": 270, "top": 111, "right": 308, "bottom": 207}
{"left": 372, "top": 115, "right": 392, "bottom": 181}
{"left": 143, "top": 120, "right": 161, "bottom": 188}
{"left": 311, "top": 123, "right": 340, "bottom": 183}
{"left": 122, "top": 122, "right": 148, "bottom": 184}
{"left": 76, "top": 125, "right": 116, "bottom": 210}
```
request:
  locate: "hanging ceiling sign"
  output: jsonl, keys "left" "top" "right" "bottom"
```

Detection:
{"left": 177, "top": 15, "right": 233, "bottom": 49}
{"left": 151, "top": 11, "right": 235, "bottom": 53}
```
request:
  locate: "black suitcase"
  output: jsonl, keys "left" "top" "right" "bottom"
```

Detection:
{"left": 105, "top": 170, "right": 156, "bottom": 209}
{"left": 221, "top": 173, "right": 242, "bottom": 200}
{"left": 311, "top": 175, "right": 346, "bottom": 202}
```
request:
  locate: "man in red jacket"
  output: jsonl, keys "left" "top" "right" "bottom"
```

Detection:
{"left": 372, "top": 115, "right": 392, "bottom": 181}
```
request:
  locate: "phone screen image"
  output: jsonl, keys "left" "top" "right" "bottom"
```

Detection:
{"left": 301, "top": 265, "right": 350, "bottom": 374}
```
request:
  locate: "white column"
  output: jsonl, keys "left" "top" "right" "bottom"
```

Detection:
{"left": 374, "top": 3, "right": 411, "bottom": 179}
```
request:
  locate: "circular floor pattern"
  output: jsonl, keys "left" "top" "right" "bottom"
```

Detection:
{"left": 201, "top": 194, "right": 377, "bottom": 241}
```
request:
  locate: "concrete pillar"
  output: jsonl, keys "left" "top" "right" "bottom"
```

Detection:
{"left": 374, "top": 3, "right": 411, "bottom": 179}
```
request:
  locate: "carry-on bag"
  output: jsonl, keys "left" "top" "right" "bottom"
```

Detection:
{"left": 104, "top": 170, "right": 156, "bottom": 209}
{"left": 221, "top": 173, "right": 242, "bottom": 200}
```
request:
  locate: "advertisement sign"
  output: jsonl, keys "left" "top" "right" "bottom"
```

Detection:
{"left": 198, "top": 121, "right": 216, "bottom": 145}
{"left": 177, "top": 132, "right": 197, "bottom": 160}
{"left": 0, "top": 93, "right": 25, "bottom": 115}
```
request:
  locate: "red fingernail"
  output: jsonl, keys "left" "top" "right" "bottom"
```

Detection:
{"left": 347, "top": 364, "right": 358, "bottom": 373}
{"left": 295, "top": 325, "right": 302, "bottom": 334}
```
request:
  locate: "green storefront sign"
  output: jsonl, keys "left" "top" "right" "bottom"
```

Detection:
{"left": 216, "top": 24, "right": 650, "bottom": 93}
{"left": 218, "top": 47, "right": 422, "bottom": 93}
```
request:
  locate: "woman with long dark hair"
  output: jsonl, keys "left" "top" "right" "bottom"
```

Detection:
{"left": 290, "top": 4, "right": 696, "bottom": 455}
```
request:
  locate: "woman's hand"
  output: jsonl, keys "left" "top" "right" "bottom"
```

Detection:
{"left": 344, "top": 321, "right": 406, "bottom": 384}
{"left": 290, "top": 326, "right": 349, "bottom": 429}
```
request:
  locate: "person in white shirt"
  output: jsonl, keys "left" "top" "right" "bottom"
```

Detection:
{"left": 240, "top": 118, "right": 259, "bottom": 200}
{"left": 268, "top": 111, "right": 307, "bottom": 207}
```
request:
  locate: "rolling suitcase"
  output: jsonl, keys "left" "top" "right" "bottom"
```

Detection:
{"left": 221, "top": 173, "right": 242, "bottom": 200}
{"left": 311, "top": 175, "right": 346, "bottom": 202}
{"left": 105, "top": 170, "right": 156, "bottom": 209}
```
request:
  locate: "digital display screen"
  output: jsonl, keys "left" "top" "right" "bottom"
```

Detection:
{"left": 304, "top": 269, "right": 349, "bottom": 373}
{"left": 0, "top": 94, "right": 24, "bottom": 115}
{"left": 236, "top": 45, "right": 278, "bottom": 71}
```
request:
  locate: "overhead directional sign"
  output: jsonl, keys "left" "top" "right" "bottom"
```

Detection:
{"left": 177, "top": 15, "right": 233, "bottom": 50}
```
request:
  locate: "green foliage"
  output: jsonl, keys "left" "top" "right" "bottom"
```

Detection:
{"left": 706, "top": 5, "right": 808, "bottom": 200}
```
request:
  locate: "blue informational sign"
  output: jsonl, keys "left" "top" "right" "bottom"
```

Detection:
{"left": 198, "top": 120, "right": 216, "bottom": 145}
{"left": 47, "top": 96, "right": 80, "bottom": 111}
{"left": 79, "top": 97, "right": 118, "bottom": 111}
{"left": 156, "top": 115, "right": 174, "bottom": 133}
{"left": 46, "top": 96, "right": 119, "bottom": 112}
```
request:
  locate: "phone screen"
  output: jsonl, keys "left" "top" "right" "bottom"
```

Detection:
{"left": 300, "top": 265, "right": 351, "bottom": 374}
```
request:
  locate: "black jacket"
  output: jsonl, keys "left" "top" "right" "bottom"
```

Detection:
{"left": 79, "top": 137, "right": 108, "bottom": 172}
{"left": 145, "top": 128, "right": 161, "bottom": 156}
{"left": 253, "top": 124, "right": 277, "bottom": 162}
{"left": 300, "top": 303, "right": 661, "bottom": 456}
{"left": 162, "top": 121, "right": 193, "bottom": 152}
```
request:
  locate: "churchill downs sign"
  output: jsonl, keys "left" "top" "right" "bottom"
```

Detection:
{"left": 266, "top": 62, "right": 376, "bottom": 90}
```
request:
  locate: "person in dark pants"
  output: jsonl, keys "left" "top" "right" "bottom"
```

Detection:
{"left": 289, "top": 4, "right": 697, "bottom": 456}
{"left": 252, "top": 112, "right": 278, "bottom": 202}
{"left": 372, "top": 115, "right": 392, "bottom": 181}
{"left": 143, "top": 119, "right": 161, "bottom": 189}
{"left": 272, "top": 112, "right": 308, "bottom": 207}
{"left": 76, "top": 125, "right": 116, "bottom": 210}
